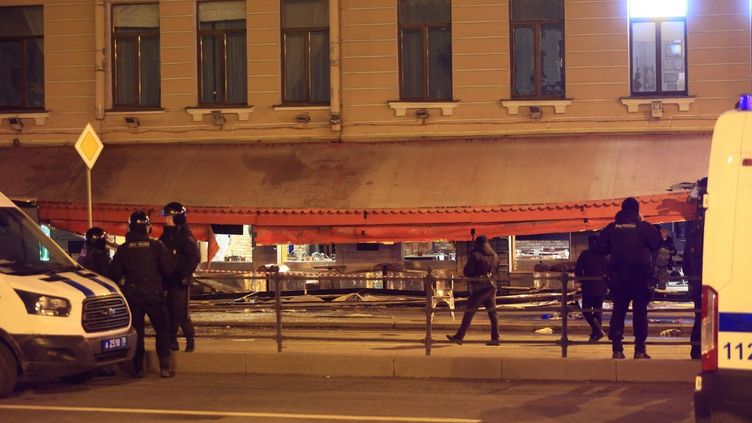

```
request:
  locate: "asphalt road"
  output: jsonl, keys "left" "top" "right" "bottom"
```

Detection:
{"left": 0, "top": 373, "right": 694, "bottom": 423}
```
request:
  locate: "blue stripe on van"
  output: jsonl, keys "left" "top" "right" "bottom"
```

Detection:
{"left": 75, "top": 271, "right": 117, "bottom": 294}
{"left": 40, "top": 275, "right": 95, "bottom": 298}
{"left": 719, "top": 312, "right": 752, "bottom": 333}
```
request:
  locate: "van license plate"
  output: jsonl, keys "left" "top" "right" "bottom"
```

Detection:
{"left": 101, "top": 336, "right": 127, "bottom": 352}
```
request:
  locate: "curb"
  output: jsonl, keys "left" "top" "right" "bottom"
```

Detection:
{"left": 144, "top": 351, "right": 699, "bottom": 383}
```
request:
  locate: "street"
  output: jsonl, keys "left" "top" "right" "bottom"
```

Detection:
{"left": 0, "top": 373, "right": 693, "bottom": 423}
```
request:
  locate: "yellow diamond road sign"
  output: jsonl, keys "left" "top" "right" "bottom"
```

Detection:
{"left": 74, "top": 123, "right": 104, "bottom": 169}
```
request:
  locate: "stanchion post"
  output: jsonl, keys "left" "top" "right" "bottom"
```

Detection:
{"left": 424, "top": 268, "right": 433, "bottom": 356}
{"left": 560, "top": 267, "right": 570, "bottom": 358}
{"left": 382, "top": 265, "right": 388, "bottom": 290}
{"left": 273, "top": 268, "right": 283, "bottom": 353}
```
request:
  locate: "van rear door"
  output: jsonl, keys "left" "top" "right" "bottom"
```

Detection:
{"left": 705, "top": 110, "right": 752, "bottom": 371}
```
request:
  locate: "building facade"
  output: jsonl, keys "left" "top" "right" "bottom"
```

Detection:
{"left": 0, "top": 0, "right": 747, "bottom": 272}
{"left": 1, "top": 0, "right": 747, "bottom": 143}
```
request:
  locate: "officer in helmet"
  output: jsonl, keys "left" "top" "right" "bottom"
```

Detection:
{"left": 110, "top": 211, "right": 176, "bottom": 378}
{"left": 77, "top": 227, "right": 110, "bottom": 275}
{"left": 160, "top": 202, "right": 200, "bottom": 353}
{"left": 596, "top": 197, "right": 662, "bottom": 359}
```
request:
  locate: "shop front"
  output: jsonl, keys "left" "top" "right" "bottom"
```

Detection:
{"left": 0, "top": 133, "right": 708, "bottom": 288}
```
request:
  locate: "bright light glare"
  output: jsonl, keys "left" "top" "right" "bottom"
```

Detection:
{"left": 630, "top": 0, "right": 687, "bottom": 18}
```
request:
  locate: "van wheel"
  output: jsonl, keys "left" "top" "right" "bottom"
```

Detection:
{"left": 0, "top": 343, "right": 18, "bottom": 398}
{"left": 60, "top": 370, "right": 95, "bottom": 384}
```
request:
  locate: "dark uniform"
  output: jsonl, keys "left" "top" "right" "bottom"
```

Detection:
{"left": 110, "top": 213, "right": 176, "bottom": 377}
{"left": 160, "top": 224, "right": 200, "bottom": 352}
{"left": 574, "top": 239, "right": 609, "bottom": 342}
{"left": 652, "top": 227, "right": 677, "bottom": 290}
{"left": 684, "top": 177, "right": 707, "bottom": 360}
{"left": 77, "top": 227, "right": 110, "bottom": 275}
{"left": 447, "top": 235, "right": 500, "bottom": 346}
{"left": 597, "top": 200, "right": 662, "bottom": 359}
{"left": 78, "top": 227, "right": 117, "bottom": 377}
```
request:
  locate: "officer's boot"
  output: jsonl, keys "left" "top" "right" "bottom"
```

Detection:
{"left": 185, "top": 337, "right": 195, "bottom": 353}
{"left": 159, "top": 356, "right": 175, "bottom": 378}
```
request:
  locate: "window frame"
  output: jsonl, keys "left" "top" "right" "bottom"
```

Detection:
{"left": 196, "top": 0, "right": 247, "bottom": 106}
{"left": 509, "top": 2, "right": 565, "bottom": 100}
{"left": 397, "top": 0, "right": 453, "bottom": 102}
{"left": 110, "top": 2, "right": 161, "bottom": 110}
{"left": 628, "top": 15, "right": 688, "bottom": 97}
{"left": 280, "top": 1, "right": 330, "bottom": 106}
{"left": 0, "top": 6, "right": 44, "bottom": 111}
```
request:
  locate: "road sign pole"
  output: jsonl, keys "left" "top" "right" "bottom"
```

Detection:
{"left": 74, "top": 123, "right": 104, "bottom": 230}
{"left": 87, "top": 168, "right": 93, "bottom": 228}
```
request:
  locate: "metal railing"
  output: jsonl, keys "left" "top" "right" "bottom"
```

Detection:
{"left": 193, "top": 268, "right": 698, "bottom": 358}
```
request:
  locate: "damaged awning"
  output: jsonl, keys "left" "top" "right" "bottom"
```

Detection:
{"left": 0, "top": 133, "right": 710, "bottom": 243}
{"left": 34, "top": 193, "right": 697, "bottom": 244}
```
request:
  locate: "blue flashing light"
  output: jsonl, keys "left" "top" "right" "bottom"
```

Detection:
{"left": 738, "top": 94, "right": 752, "bottom": 111}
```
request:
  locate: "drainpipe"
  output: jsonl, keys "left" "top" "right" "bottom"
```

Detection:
{"left": 94, "top": 0, "right": 105, "bottom": 120}
{"left": 329, "top": 0, "right": 342, "bottom": 135}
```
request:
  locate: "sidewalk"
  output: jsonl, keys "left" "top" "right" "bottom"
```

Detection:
{"left": 143, "top": 307, "right": 700, "bottom": 384}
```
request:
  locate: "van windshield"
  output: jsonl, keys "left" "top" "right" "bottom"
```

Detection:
{"left": 0, "top": 207, "right": 77, "bottom": 276}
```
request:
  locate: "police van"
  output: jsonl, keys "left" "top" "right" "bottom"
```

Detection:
{"left": 694, "top": 98, "right": 752, "bottom": 421}
{"left": 0, "top": 191, "right": 136, "bottom": 397}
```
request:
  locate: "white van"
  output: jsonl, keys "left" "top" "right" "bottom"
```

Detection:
{"left": 0, "top": 191, "right": 136, "bottom": 397}
{"left": 694, "top": 103, "right": 752, "bottom": 421}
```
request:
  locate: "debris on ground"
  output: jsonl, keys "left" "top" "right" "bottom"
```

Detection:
{"left": 333, "top": 293, "right": 365, "bottom": 302}
{"left": 535, "top": 327, "right": 554, "bottom": 335}
{"left": 659, "top": 328, "right": 683, "bottom": 337}
{"left": 283, "top": 295, "right": 325, "bottom": 303}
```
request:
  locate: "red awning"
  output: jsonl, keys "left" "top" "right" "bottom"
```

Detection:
{"left": 37, "top": 192, "right": 696, "bottom": 244}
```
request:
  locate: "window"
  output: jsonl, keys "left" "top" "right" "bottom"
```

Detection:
{"left": 398, "top": 0, "right": 452, "bottom": 101}
{"left": 514, "top": 233, "right": 568, "bottom": 272}
{"left": 112, "top": 4, "right": 160, "bottom": 109}
{"left": 509, "top": 0, "right": 564, "bottom": 99}
{"left": 629, "top": 0, "right": 687, "bottom": 96}
{"left": 281, "top": 0, "right": 330, "bottom": 105}
{"left": 0, "top": 208, "right": 73, "bottom": 275}
{"left": 198, "top": 0, "right": 247, "bottom": 105}
{"left": 0, "top": 6, "right": 44, "bottom": 110}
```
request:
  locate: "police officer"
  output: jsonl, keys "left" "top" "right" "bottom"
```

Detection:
{"left": 77, "top": 227, "right": 110, "bottom": 275}
{"left": 160, "top": 202, "right": 200, "bottom": 353}
{"left": 596, "top": 197, "right": 662, "bottom": 359}
{"left": 685, "top": 177, "right": 707, "bottom": 360}
{"left": 110, "top": 211, "right": 176, "bottom": 378}
{"left": 574, "top": 235, "right": 609, "bottom": 343}
{"left": 446, "top": 235, "right": 500, "bottom": 346}
{"left": 78, "top": 226, "right": 119, "bottom": 377}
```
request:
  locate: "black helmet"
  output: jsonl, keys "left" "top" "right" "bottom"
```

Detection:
{"left": 129, "top": 211, "right": 150, "bottom": 225}
{"left": 129, "top": 211, "right": 151, "bottom": 234}
{"left": 85, "top": 227, "right": 107, "bottom": 250}
{"left": 162, "top": 201, "right": 187, "bottom": 225}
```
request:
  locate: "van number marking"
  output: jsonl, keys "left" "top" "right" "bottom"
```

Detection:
{"left": 102, "top": 336, "right": 128, "bottom": 352}
{"left": 722, "top": 342, "right": 752, "bottom": 360}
